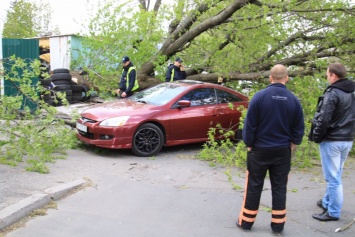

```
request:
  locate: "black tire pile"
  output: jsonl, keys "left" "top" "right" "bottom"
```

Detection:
{"left": 39, "top": 68, "right": 90, "bottom": 106}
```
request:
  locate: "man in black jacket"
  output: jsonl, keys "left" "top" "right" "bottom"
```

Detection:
{"left": 165, "top": 57, "right": 186, "bottom": 82}
{"left": 310, "top": 62, "right": 355, "bottom": 222}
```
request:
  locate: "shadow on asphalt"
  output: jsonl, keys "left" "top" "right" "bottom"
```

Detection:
{"left": 79, "top": 142, "right": 206, "bottom": 158}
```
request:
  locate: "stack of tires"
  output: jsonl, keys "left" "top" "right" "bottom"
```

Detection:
{"left": 71, "top": 84, "right": 90, "bottom": 104}
{"left": 39, "top": 68, "right": 91, "bottom": 106}
{"left": 50, "top": 68, "right": 73, "bottom": 106}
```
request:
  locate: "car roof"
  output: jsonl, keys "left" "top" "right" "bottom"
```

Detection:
{"left": 172, "top": 80, "right": 247, "bottom": 97}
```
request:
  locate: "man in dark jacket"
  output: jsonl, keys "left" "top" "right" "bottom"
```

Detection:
{"left": 165, "top": 57, "right": 187, "bottom": 82}
{"left": 310, "top": 62, "right": 355, "bottom": 222}
{"left": 237, "top": 64, "right": 304, "bottom": 235}
{"left": 116, "top": 56, "right": 139, "bottom": 98}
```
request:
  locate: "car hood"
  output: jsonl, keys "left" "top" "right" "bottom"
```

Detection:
{"left": 81, "top": 99, "right": 158, "bottom": 121}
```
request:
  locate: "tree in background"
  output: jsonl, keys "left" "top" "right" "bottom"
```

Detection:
{"left": 2, "top": 0, "right": 60, "bottom": 38}
{"left": 74, "top": 0, "right": 354, "bottom": 91}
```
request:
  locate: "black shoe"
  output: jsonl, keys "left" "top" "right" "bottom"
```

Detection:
{"left": 317, "top": 200, "right": 327, "bottom": 211}
{"left": 312, "top": 211, "right": 339, "bottom": 221}
{"left": 236, "top": 221, "right": 250, "bottom": 231}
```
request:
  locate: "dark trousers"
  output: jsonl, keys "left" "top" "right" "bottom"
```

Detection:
{"left": 238, "top": 147, "right": 291, "bottom": 232}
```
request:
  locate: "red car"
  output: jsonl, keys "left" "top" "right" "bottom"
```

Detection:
{"left": 76, "top": 80, "right": 248, "bottom": 156}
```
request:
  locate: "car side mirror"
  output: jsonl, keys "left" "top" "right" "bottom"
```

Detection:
{"left": 177, "top": 100, "right": 191, "bottom": 107}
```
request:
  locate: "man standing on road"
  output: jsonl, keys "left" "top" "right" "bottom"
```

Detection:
{"left": 116, "top": 56, "right": 139, "bottom": 98}
{"left": 237, "top": 64, "right": 305, "bottom": 235}
{"left": 165, "top": 57, "right": 187, "bottom": 82}
{"left": 310, "top": 62, "right": 355, "bottom": 222}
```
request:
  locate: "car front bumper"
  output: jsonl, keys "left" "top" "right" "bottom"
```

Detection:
{"left": 76, "top": 120, "right": 135, "bottom": 149}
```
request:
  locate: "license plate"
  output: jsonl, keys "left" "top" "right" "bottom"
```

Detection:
{"left": 76, "top": 123, "right": 87, "bottom": 133}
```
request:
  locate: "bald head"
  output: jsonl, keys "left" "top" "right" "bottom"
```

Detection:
{"left": 270, "top": 64, "right": 288, "bottom": 83}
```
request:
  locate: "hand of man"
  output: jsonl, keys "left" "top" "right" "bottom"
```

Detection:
{"left": 116, "top": 89, "right": 121, "bottom": 94}
{"left": 290, "top": 143, "right": 297, "bottom": 152}
{"left": 121, "top": 92, "right": 127, "bottom": 98}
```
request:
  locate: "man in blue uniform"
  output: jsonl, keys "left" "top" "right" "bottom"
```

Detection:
{"left": 237, "top": 64, "right": 305, "bottom": 235}
{"left": 116, "top": 56, "right": 139, "bottom": 98}
{"left": 165, "top": 57, "right": 187, "bottom": 82}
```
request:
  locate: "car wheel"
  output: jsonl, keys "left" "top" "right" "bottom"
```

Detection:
{"left": 132, "top": 123, "right": 164, "bottom": 157}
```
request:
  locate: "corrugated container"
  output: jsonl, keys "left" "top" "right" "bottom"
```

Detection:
{"left": 2, "top": 38, "right": 39, "bottom": 111}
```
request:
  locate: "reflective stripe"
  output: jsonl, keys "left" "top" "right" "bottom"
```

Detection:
{"left": 241, "top": 216, "right": 256, "bottom": 222}
{"left": 122, "top": 67, "right": 139, "bottom": 91}
{"left": 170, "top": 68, "right": 175, "bottom": 82}
{"left": 239, "top": 170, "right": 250, "bottom": 225}
{"left": 271, "top": 217, "right": 287, "bottom": 223}
{"left": 272, "top": 210, "right": 286, "bottom": 215}
{"left": 243, "top": 208, "right": 258, "bottom": 215}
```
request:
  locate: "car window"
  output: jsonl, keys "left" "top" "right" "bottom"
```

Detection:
{"left": 130, "top": 83, "right": 187, "bottom": 105}
{"left": 179, "top": 88, "right": 216, "bottom": 106}
{"left": 216, "top": 89, "right": 243, "bottom": 103}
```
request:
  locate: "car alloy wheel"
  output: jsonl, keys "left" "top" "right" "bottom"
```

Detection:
{"left": 132, "top": 123, "right": 164, "bottom": 157}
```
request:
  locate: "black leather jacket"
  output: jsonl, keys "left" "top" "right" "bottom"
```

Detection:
{"left": 309, "top": 79, "right": 355, "bottom": 143}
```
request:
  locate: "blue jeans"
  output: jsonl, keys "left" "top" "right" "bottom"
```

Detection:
{"left": 319, "top": 141, "right": 353, "bottom": 218}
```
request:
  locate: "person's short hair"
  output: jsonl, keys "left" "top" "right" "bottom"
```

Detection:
{"left": 175, "top": 57, "right": 183, "bottom": 63}
{"left": 122, "top": 56, "right": 130, "bottom": 63}
{"left": 328, "top": 63, "right": 346, "bottom": 78}
{"left": 270, "top": 64, "right": 288, "bottom": 80}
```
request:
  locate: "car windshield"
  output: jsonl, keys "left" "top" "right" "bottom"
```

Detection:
{"left": 130, "top": 83, "right": 188, "bottom": 106}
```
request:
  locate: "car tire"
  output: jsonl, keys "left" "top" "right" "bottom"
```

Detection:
{"left": 39, "top": 79, "right": 52, "bottom": 87}
{"left": 54, "top": 84, "right": 72, "bottom": 91}
{"left": 53, "top": 68, "right": 70, "bottom": 74}
{"left": 51, "top": 73, "right": 72, "bottom": 81}
{"left": 50, "top": 79, "right": 71, "bottom": 85}
{"left": 132, "top": 123, "right": 164, "bottom": 157}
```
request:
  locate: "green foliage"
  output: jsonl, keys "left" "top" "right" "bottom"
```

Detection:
{"left": 179, "top": 0, "right": 355, "bottom": 78}
{"left": 2, "top": 0, "right": 59, "bottom": 38}
{"left": 0, "top": 57, "right": 78, "bottom": 173}
{"left": 72, "top": 0, "right": 167, "bottom": 94}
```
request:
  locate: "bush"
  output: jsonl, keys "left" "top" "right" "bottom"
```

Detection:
{"left": 0, "top": 56, "right": 80, "bottom": 173}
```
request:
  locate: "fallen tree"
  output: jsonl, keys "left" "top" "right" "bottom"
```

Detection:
{"left": 73, "top": 0, "right": 354, "bottom": 91}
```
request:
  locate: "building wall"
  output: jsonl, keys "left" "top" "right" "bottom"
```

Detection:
{"left": 49, "top": 35, "right": 82, "bottom": 71}
{"left": 50, "top": 35, "right": 72, "bottom": 70}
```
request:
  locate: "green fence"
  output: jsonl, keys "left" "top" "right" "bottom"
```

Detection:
{"left": 2, "top": 38, "right": 39, "bottom": 112}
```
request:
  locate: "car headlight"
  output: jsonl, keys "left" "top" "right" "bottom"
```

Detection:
{"left": 99, "top": 116, "right": 130, "bottom": 127}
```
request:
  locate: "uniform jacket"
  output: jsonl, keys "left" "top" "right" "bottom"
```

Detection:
{"left": 243, "top": 83, "right": 305, "bottom": 148}
{"left": 309, "top": 79, "right": 355, "bottom": 143}
{"left": 165, "top": 64, "right": 187, "bottom": 82}
{"left": 119, "top": 62, "right": 137, "bottom": 94}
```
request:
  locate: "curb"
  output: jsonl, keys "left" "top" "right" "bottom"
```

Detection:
{"left": 0, "top": 178, "right": 87, "bottom": 230}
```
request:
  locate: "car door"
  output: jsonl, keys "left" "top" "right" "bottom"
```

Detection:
{"left": 168, "top": 88, "right": 218, "bottom": 142}
{"left": 214, "top": 88, "right": 246, "bottom": 132}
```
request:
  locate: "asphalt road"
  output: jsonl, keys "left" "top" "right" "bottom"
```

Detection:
{"left": 1, "top": 144, "right": 355, "bottom": 237}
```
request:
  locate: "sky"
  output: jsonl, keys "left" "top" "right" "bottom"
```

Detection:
{"left": 0, "top": 0, "right": 98, "bottom": 36}
{"left": 1, "top": 0, "right": 354, "bottom": 37}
